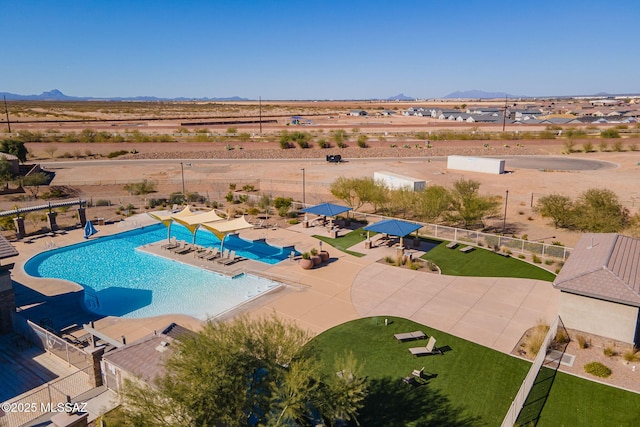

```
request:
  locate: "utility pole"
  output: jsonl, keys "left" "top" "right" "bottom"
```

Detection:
{"left": 503, "top": 190, "right": 509, "bottom": 234}
{"left": 301, "top": 168, "right": 306, "bottom": 207}
{"left": 3, "top": 96, "right": 10, "bottom": 133}
{"left": 502, "top": 95, "right": 507, "bottom": 132}
{"left": 180, "top": 162, "right": 185, "bottom": 197}
{"left": 259, "top": 96, "right": 262, "bottom": 135}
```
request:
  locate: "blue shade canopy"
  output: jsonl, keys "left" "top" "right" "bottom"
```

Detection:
{"left": 84, "top": 220, "right": 98, "bottom": 239}
{"left": 300, "top": 203, "right": 351, "bottom": 217}
{"left": 363, "top": 219, "right": 422, "bottom": 237}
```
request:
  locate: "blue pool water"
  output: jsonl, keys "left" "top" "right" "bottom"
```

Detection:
{"left": 23, "top": 224, "right": 289, "bottom": 319}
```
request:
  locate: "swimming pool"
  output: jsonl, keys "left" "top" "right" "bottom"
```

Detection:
{"left": 23, "top": 224, "right": 288, "bottom": 319}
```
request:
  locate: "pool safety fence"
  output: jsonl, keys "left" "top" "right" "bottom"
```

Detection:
{"left": 11, "top": 315, "right": 92, "bottom": 371}
{"left": 501, "top": 316, "right": 561, "bottom": 427}
{"left": 0, "top": 367, "right": 93, "bottom": 427}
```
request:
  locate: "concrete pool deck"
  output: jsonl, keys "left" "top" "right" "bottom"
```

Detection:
{"left": 7, "top": 213, "right": 559, "bottom": 355}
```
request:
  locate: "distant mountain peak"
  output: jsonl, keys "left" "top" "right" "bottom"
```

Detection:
{"left": 387, "top": 93, "right": 414, "bottom": 101}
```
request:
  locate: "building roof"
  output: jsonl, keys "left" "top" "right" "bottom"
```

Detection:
{"left": 554, "top": 234, "right": 640, "bottom": 306}
{"left": 103, "top": 324, "right": 196, "bottom": 383}
{"left": 0, "top": 234, "right": 18, "bottom": 260}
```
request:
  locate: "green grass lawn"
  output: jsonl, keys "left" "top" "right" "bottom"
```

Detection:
{"left": 422, "top": 241, "right": 557, "bottom": 282}
{"left": 518, "top": 367, "right": 640, "bottom": 426}
{"left": 309, "top": 317, "right": 640, "bottom": 426}
{"left": 308, "top": 316, "right": 530, "bottom": 426}
{"left": 313, "top": 226, "right": 371, "bottom": 257}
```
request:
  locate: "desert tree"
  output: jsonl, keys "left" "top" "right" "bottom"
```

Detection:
{"left": 387, "top": 187, "right": 416, "bottom": 219}
{"left": 414, "top": 185, "right": 452, "bottom": 223}
{"left": 21, "top": 172, "right": 49, "bottom": 199}
{"left": 330, "top": 177, "right": 360, "bottom": 210}
{"left": 121, "top": 314, "right": 367, "bottom": 427}
{"left": 447, "top": 178, "right": 498, "bottom": 227}
{"left": 572, "top": 188, "right": 629, "bottom": 232}
{"left": 0, "top": 139, "right": 29, "bottom": 162}
{"left": 535, "top": 194, "right": 574, "bottom": 229}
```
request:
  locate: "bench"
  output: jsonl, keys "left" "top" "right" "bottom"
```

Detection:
{"left": 460, "top": 246, "right": 474, "bottom": 253}
{"left": 446, "top": 241, "right": 458, "bottom": 249}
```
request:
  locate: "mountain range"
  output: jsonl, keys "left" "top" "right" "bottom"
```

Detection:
{"left": 0, "top": 89, "right": 249, "bottom": 102}
{"left": 0, "top": 89, "right": 631, "bottom": 102}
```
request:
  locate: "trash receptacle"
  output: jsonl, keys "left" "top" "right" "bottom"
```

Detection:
{"left": 98, "top": 218, "right": 105, "bottom": 226}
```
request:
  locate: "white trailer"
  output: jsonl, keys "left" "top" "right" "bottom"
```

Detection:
{"left": 374, "top": 171, "right": 426, "bottom": 191}
{"left": 447, "top": 155, "right": 505, "bottom": 175}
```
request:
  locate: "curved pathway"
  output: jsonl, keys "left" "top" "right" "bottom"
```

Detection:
{"left": 351, "top": 262, "right": 559, "bottom": 353}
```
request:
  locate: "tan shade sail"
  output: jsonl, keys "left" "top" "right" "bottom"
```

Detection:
{"left": 147, "top": 206, "right": 195, "bottom": 226}
{"left": 171, "top": 209, "right": 225, "bottom": 234}
{"left": 199, "top": 216, "right": 254, "bottom": 240}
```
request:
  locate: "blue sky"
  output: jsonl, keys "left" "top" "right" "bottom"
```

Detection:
{"left": 2, "top": 0, "right": 638, "bottom": 99}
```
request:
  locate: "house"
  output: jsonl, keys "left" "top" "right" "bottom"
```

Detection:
{"left": 101, "top": 323, "right": 196, "bottom": 393}
{"left": 349, "top": 109, "right": 367, "bottom": 116}
{"left": 553, "top": 233, "right": 640, "bottom": 345}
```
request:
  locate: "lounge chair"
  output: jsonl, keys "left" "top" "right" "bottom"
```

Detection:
{"left": 218, "top": 250, "right": 238, "bottom": 266}
{"left": 412, "top": 367, "right": 425, "bottom": 378}
{"left": 394, "top": 331, "right": 427, "bottom": 342}
{"left": 174, "top": 244, "right": 195, "bottom": 255}
{"left": 204, "top": 248, "right": 220, "bottom": 260}
{"left": 196, "top": 248, "right": 213, "bottom": 259}
{"left": 460, "top": 245, "right": 474, "bottom": 253}
{"left": 168, "top": 241, "right": 187, "bottom": 252}
{"left": 162, "top": 239, "right": 179, "bottom": 250}
{"left": 215, "top": 249, "right": 230, "bottom": 263}
{"left": 409, "top": 336, "right": 443, "bottom": 357}
{"left": 446, "top": 241, "right": 458, "bottom": 249}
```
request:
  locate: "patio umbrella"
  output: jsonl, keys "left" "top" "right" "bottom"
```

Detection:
{"left": 84, "top": 220, "right": 98, "bottom": 239}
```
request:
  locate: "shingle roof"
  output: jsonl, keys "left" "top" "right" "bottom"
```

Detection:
{"left": 554, "top": 234, "right": 640, "bottom": 306}
{"left": 0, "top": 234, "right": 18, "bottom": 260}
{"left": 103, "top": 324, "right": 196, "bottom": 383}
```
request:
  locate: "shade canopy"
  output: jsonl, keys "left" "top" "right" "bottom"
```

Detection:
{"left": 363, "top": 219, "right": 422, "bottom": 237}
{"left": 199, "top": 216, "right": 254, "bottom": 240}
{"left": 147, "top": 206, "right": 195, "bottom": 225}
{"left": 171, "top": 209, "right": 224, "bottom": 234}
{"left": 300, "top": 203, "right": 351, "bottom": 217}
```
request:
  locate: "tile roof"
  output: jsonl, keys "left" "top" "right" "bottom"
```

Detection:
{"left": 554, "top": 234, "right": 640, "bottom": 306}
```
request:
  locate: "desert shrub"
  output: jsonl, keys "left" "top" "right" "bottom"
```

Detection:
{"left": 601, "top": 129, "right": 620, "bottom": 138}
{"left": 247, "top": 207, "right": 259, "bottom": 216}
{"left": 582, "top": 142, "right": 594, "bottom": 152}
{"left": 584, "top": 362, "right": 612, "bottom": 378}
{"left": 226, "top": 127, "right": 237, "bottom": 134}
{"left": 518, "top": 254, "right": 526, "bottom": 259}
{"left": 532, "top": 254, "right": 542, "bottom": 264}
{"left": 563, "top": 140, "right": 576, "bottom": 153}
{"left": 288, "top": 219, "right": 299, "bottom": 225}
{"left": 628, "top": 143, "right": 638, "bottom": 151}
{"left": 577, "top": 335, "right": 590, "bottom": 349}
{"left": 336, "top": 141, "right": 347, "bottom": 148}
{"left": 622, "top": 347, "right": 640, "bottom": 362}
{"left": 524, "top": 322, "right": 550, "bottom": 356}
{"left": 612, "top": 141, "right": 624, "bottom": 152}
{"left": 301, "top": 252, "right": 310, "bottom": 260}
{"left": 599, "top": 141, "right": 609, "bottom": 152}
{"left": 555, "top": 328, "right": 570, "bottom": 344}
{"left": 147, "top": 198, "right": 167, "bottom": 208}
{"left": 544, "top": 259, "right": 554, "bottom": 265}
{"left": 107, "top": 150, "right": 129, "bottom": 158}
{"left": 317, "top": 139, "right": 330, "bottom": 149}
{"left": 603, "top": 345, "right": 617, "bottom": 357}
{"left": 357, "top": 135, "right": 368, "bottom": 148}
{"left": 384, "top": 256, "right": 394, "bottom": 264}
{"left": 95, "top": 199, "right": 111, "bottom": 207}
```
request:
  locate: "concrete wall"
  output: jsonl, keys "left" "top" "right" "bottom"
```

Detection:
{"left": 558, "top": 291, "right": 639, "bottom": 344}
{"left": 374, "top": 171, "right": 426, "bottom": 191}
{"left": 447, "top": 155, "right": 505, "bottom": 174}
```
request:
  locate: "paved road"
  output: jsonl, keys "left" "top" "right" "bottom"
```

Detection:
{"left": 41, "top": 155, "right": 617, "bottom": 171}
